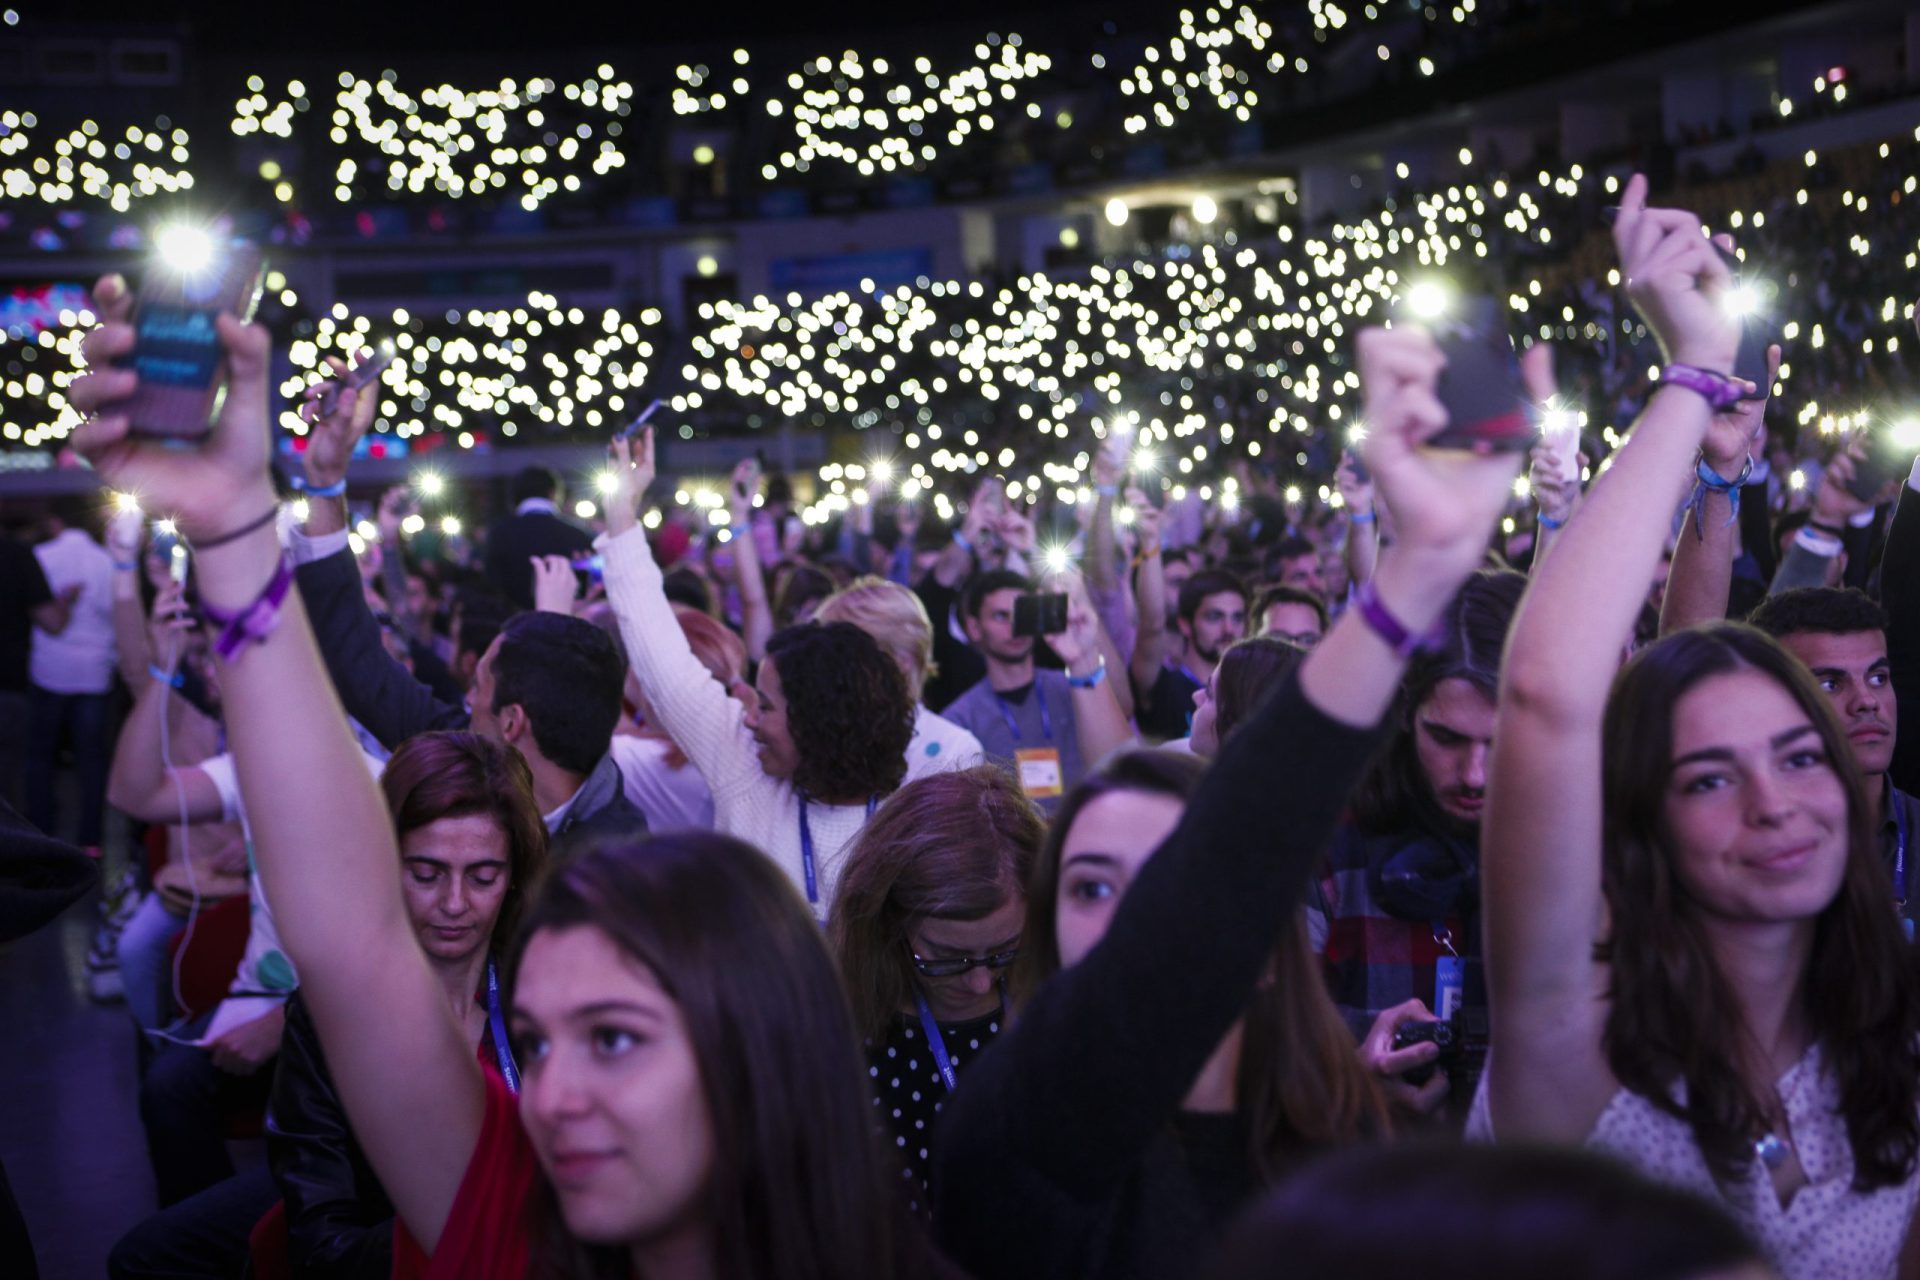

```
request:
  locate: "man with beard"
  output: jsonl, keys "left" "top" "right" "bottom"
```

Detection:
{"left": 1311, "top": 570, "right": 1524, "bottom": 1116}
{"left": 943, "top": 568, "right": 1134, "bottom": 811}
{"left": 1749, "top": 588, "right": 1920, "bottom": 935}
{"left": 1131, "top": 568, "right": 1249, "bottom": 741}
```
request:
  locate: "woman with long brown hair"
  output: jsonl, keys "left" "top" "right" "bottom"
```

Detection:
{"left": 1479, "top": 177, "right": 1920, "bottom": 1278}
{"left": 67, "top": 281, "right": 947, "bottom": 1280}
{"left": 930, "top": 319, "right": 1524, "bottom": 1279}
{"left": 829, "top": 767, "right": 1043, "bottom": 1212}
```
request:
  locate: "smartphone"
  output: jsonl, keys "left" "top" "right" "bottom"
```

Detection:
{"left": 617, "top": 398, "right": 664, "bottom": 441}
{"left": 168, "top": 542, "right": 190, "bottom": 587}
{"left": 1407, "top": 295, "right": 1535, "bottom": 453}
{"left": 122, "top": 240, "right": 266, "bottom": 440}
{"left": 1845, "top": 431, "right": 1911, "bottom": 503}
{"left": 569, "top": 553, "right": 606, "bottom": 584}
{"left": 1712, "top": 244, "right": 1771, "bottom": 402}
{"left": 315, "top": 343, "right": 397, "bottom": 417}
{"left": 1342, "top": 447, "right": 1370, "bottom": 485}
{"left": 1013, "top": 592, "right": 1069, "bottom": 638}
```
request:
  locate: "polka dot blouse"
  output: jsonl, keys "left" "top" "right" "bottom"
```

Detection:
{"left": 867, "top": 1006, "right": 1003, "bottom": 1217}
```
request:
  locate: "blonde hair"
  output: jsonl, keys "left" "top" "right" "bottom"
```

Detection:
{"left": 814, "top": 576, "right": 936, "bottom": 701}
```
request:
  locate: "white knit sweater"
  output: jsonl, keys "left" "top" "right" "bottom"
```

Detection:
{"left": 601, "top": 525, "right": 872, "bottom": 919}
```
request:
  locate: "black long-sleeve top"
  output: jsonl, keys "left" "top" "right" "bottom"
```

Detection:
{"left": 930, "top": 669, "right": 1388, "bottom": 1280}
{"left": 1883, "top": 487, "right": 1920, "bottom": 797}
{"left": 294, "top": 547, "right": 466, "bottom": 750}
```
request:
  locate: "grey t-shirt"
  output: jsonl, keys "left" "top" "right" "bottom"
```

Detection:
{"left": 942, "top": 669, "right": 1086, "bottom": 811}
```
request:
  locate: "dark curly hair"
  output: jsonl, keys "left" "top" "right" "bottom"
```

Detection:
{"left": 765, "top": 622, "right": 915, "bottom": 804}
{"left": 1746, "top": 586, "right": 1888, "bottom": 640}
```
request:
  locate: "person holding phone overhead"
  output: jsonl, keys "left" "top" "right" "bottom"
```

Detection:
{"left": 597, "top": 426, "right": 917, "bottom": 919}
{"left": 65, "top": 273, "right": 950, "bottom": 1280}
{"left": 1476, "top": 176, "right": 1920, "bottom": 1279}
{"left": 940, "top": 567, "right": 1134, "bottom": 811}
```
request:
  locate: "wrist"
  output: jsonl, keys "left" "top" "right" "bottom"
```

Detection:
{"left": 1065, "top": 653, "right": 1106, "bottom": 684}
{"left": 1370, "top": 554, "right": 1467, "bottom": 636}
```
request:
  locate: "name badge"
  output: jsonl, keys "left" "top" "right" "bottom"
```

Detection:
{"left": 1435, "top": 955, "right": 1465, "bottom": 1021}
{"left": 1015, "top": 747, "right": 1064, "bottom": 799}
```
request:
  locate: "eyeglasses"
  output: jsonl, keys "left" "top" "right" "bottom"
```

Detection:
{"left": 909, "top": 946, "right": 1020, "bottom": 978}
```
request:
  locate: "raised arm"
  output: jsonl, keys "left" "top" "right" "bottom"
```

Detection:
{"left": 1127, "top": 494, "right": 1171, "bottom": 697}
{"left": 1658, "top": 342, "right": 1777, "bottom": 635}
{"left": 1044, "top": 570, "right": 1135, "bottom": 767}
{"left": 936, "top": 323, "right": 1521, "bottom": 1237}
{"left": 1335, "top": 453, "right": 1379, "bottom": 587}
{"left": 1484, "top": 177, "right": 1739, "bottom": 1143}
{"left": 70, "top": 280, "right": 481, "bottom": 1254}
{"left": 106, "top": 581, "right": 226, "bottom": 824}
{"left": 727, "top": 459, "right": 774, "bottom": 664}
{"left": 600, "top": 431, "right": 762, "bottom": 805}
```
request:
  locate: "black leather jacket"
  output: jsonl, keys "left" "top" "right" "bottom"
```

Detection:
{"left": 265, "top": 992, "right": 395, "bottom": 1279}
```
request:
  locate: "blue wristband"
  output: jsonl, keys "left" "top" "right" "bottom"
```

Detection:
{"left": 1066, "top": 658, "right": 1107, "bottom": 689}
{"left": 148, "top": 664, "right": 185, "bottom": 690}
{"left": 952, "top": 529, "right": 974, "bottom": 554}
{"left": 1349, "top": 510, "right": 1377, "bottom": 525}
{"left": 291, "top": 477, "right": 348, "bottom": 499}
{"left": 112, "top": 560, "right": 139, "bottom": 571}
{"left": 1538, "top": 513, "right": 1564, "bottom": 530}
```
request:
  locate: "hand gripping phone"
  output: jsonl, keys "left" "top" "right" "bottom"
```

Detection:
{"left": 122, "top": 238, "right": 266, "bottom": 440}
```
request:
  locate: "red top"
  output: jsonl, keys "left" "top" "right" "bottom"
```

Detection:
{"left": 391, "top": 1066, "right": 537, "bottom": 1280}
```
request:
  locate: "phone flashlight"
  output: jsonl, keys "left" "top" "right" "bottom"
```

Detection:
{"left": 315, "top": 342, "right": 398, "bottom": 417}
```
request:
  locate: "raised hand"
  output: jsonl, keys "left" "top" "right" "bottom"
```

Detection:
{"left": 300, "top": 348, "right": 381, "bottom": 492}
{"left": 1041, "top": 569, "right": 1102, "bottom": 675}
{"left": 146, "top": 579, "right": 195, "bottom": 674}
{"left": 605, "top": 427, "right": 655, "bottom": 537}
{"left": 68, "top": 274, "right": 276, "bottom": 542}
{"left": 1126, "top": 485, "right": 1164, "bottom": 551}
{"left": 376, "top": 486, "right": 412, "bottom": 544}
{"left": 1356, "top": 325, "right": 1524, "bottom": 579}
{"left": 1612, "top": 173, "right": 1739, "bottom": 374}
{"left": 530, "top": 554, "right": 581, "bottom": 615}
{"left": 728, "top": 456, "right": 761, "bottom": 528}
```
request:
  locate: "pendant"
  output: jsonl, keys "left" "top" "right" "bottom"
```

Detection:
{"left": 1755, "top": 1132, "right": 1790, "bottom": 1170}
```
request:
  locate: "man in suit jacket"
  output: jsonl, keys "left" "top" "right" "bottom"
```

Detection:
{"left": 483, "top": 466, "right": 593, "bottom": 610}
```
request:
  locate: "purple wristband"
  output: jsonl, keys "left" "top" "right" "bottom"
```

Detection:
{"left": 1353, "top": 580, "right": 1446, "bottom": 659}
{"left": 199, "top": 554, "right": 294, "bottom": 662}
{"left": 1660, "top": 364, "right": 1744, "bottom": 411}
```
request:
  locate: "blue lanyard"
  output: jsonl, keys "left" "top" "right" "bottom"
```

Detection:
{"left": 913, "top": 988, "right": 959, "bottom": 1094}
{"left": 798, "top": 794, "right": 878, "bottom": 905}
{"left": 994, "top": 684, "right": 1053, "bottom": 744}
{"left": 485, "top": 956, "right": 520, "bottom": 1094}
{"left": 1894, "top": 790, "right": 1911, "bottom": 904}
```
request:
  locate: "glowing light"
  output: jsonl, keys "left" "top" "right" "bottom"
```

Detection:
{"left": 1105, "top": 197, "right": 1129, "bottom": 227}
{"left": 1191, "top": 195, "right": 1218, "bottom": 225}
{"left": 441, "top": 516, "right": 463, "bottom": 537}
{"left": 594, "top": 470, "right": 620, "bottom": 496}
{"left": 696, "top": 255, "right": 719, "bottom": 278}
{"left": 414, "top": 471, "right": 444, "bottom": 499}
{"left": 113, "top": 492, "right": 142, "bottom": 515}
{"left": 1405, "top": 280, "right": 1450, "bottom": 320}
{"left": 154, "top": 224, "right": 214, "bottom": 275}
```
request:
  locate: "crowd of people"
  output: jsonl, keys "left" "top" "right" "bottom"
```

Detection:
{"left": 8, "top": 150, "right": 1920, "bottom": 1280}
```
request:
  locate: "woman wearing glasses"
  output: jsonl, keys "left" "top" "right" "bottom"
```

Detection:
{"left": 829, "top": 767, "right": 1045, "bottom": 1214}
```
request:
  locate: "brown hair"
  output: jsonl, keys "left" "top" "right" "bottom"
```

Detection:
{"left": 1600, "top": 622, "right": 1920, "bottom": 1189}
{"left": 1014, "top": 749, "right": 1389, "bottom": 1177}
{"left": 1211, "top": 636, "right": 1306, "bottom": 747}
{"left": 829, "top": 767, "right": 1045, "bottom": 1041}
{"left": 511, "top": 833, "right": 942, "bottom": 1280}
{"left": 379, "top": 731, "right": 548, "bottom": 949}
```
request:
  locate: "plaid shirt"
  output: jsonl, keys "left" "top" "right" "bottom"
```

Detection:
{"left": 1311, "top": 819, "right": 1479, "bottom": 1041}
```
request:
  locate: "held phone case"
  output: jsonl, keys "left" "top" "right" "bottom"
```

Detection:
{"left": 122, "top": 240, "right": 266, "bottom": 440}
{"left": 1410, "top": 295, "right": 1536, "bottom": 454}
{"left": 1845, "top": 432, "right": 1910, "bottom": 503}
{"left": 1713, "top": 244, "right": 1771, "bottom": 402}
{"left": 1013, "top": 592, "right": 1069, "bottom": 639}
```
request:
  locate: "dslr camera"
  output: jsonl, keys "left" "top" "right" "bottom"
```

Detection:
{"left": 1389, "top": 1006, "right": 1490, "bottom": 1093}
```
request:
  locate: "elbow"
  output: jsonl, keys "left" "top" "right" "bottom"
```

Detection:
{"left": 1498, "top": 664, "right": 1604, "bottom": 734}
